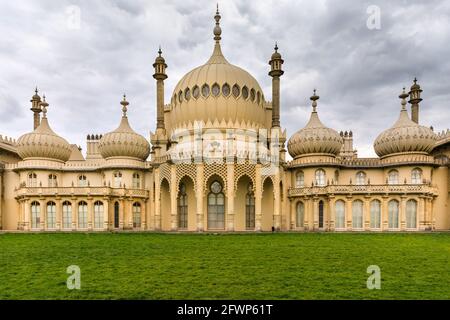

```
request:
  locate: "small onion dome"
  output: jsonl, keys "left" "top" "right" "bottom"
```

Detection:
{"left": 17, "top": 97, "right": 72, "bottom": 162}
{"left": 271, "top": 43, "right": 282, "bottom": 60}
{"left": 288, "top": 90, "right": 343, "bottom": 159}
{"left": 154, "top": 47, "right": 165, "bottom": 64}
{"left": 98, "top": 95, "right": 150, "bottom": 161}
{"left": 374, "top": 88, "right": 437, "bottom": 158}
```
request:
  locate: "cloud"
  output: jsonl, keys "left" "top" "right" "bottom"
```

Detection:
{"left": 0, "top": 0, "right": 449, "bottom": 157}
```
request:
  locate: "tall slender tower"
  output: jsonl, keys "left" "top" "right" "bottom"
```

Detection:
{"left": 269, "top": 43, "right": 284, "bottom": 128}
{"left": 153, "top": 47, "right": 168, "bottom": 130}
{"left": 408, "top": 78, "right": 422, "bottom": 124}
{"left": 30, "top": 87, "right": 42, "bottom": 130}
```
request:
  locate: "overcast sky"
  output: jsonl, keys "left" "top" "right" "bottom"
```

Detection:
{"left": 0, "top": 0, "right": 449, "bottom": 158}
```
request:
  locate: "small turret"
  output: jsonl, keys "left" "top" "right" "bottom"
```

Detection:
{"left": 30, "top": 87, "right": 42, "bottom": 130}
{"left": 408, "top": 77, "right": 422, "bottom": 124}
{"left": 269, "top": 43, "right": 284, "bottom": 128}
{"left": 153, "top": 47, "right": 168, "bottom": 130}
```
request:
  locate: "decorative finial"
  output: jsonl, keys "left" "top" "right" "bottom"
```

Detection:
{"left": 40, "top": 95, "right": 49, "bottom": 118}
{"left": 310, "top": 89, "right": 320, "bottom": 112}
{"left": 274, "top": 42, "right": 278, "bottom": 52}
{"left": 158, "top": 46, "right": 162, "bottom": 56}
{"left": 414, "top": 77, "right": 417, "bottom": 84}
{"left": 35, "top": 87, "right": 38, "bottom": 95}
{"left": 214, "top": 4, "right": 222, "bottom": 42}
{"left": 399, "top": 87, "right": 409, "bottom": 110}
{"left": 121, "top": 94, "right": 129, "bottom": 116}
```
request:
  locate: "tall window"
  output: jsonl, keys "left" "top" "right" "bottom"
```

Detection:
{"left": 388, "top": 170, "right": 399, "bottom": 185}
{"left": 296, "top": 202, "right": 304, "bottom": 228}
{"left": 113, "top": 172, "right": 122, "bottom": 188}
{"left": 94, "top": 201, "right": 104, "bottom": 229}
{"left": 78, "top": 201, "right": 88, "bottom": 229}
{"left": 178, "top": 184, "right": 188, "bottom": 229}
{"left": 46, "top": 202, "right": 56, "bottom": 229}
{"left": 246, "top": 184, "right": 255, "bottom": 230}
{"left": 355, "top": 172, "right": 366, "bottom": 185}
{"left": 207, "top": 181, "right": 225, "bottom": 229}
{"left": 318, "top": 201, "right": 324, "bottom": 228}
{"left": 406, "top": 199, "right": 417, "bottom": 229}
{"left": 295, "top": 171, "right": 304, "bottom": 188}
{"left": 388, "top": 200, "right": 399, "bottom": 229}
{"left": 315, "top": 169, "right": 326, "bottom": 187}
{"left": 132, "top": 173, "right": 141, "bottom": 189}
{"left": 133, "top": 202, "right": 142, "bottom": 228}
{"left": 48, "top": 174, "right": 57, "bottom": 187}
{"left": 352, "top": 200, "right": 363, "bottom": 229}
{"left": 411, "top": 168, "right": 422, "bottom": 184}
{"left": 28, "top": 173, "right": 37, "bottom": 187}
{"left": 78, "top": 175, "right": 87, "bottom": 187}
{"left": 335, "top": 200, "right": 345, "bottom": 229}
{"left": 62, "top": 201, "right": 72, "bottom": 229}
{"left": 370, "top": 200, "right": 381, "bottom": 229}
{"left": 31, "top": 201, "right": 40, "bottom": 229}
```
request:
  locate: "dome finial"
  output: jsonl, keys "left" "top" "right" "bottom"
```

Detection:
{"left": 310, "top": 89, "right": 320, "bottom": 112}
{"left": 399, "top": 87, "right": 409, "bottom": 111}
{"left": 40, "top": 95, "right": 49, "bottom": 118}
{"left": 121, "top": 94, "right": 129, "bottom": 116}
{"left": 214, "top": 4, "right": 222, "bottom": 43}
{"left": 158, "top": 46, "right": 162, "bottom": 56}
{"left": 274, "top": 42, "right": 278, "bottom": 52}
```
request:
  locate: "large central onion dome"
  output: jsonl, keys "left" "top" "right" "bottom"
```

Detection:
{"left": 374, "top": 89, "right": 437, "bottom": 158}
{"left": 98, "top": 96, "right": 151, "bottom": 161}
{"left": 17, "top": 97, "right": 72, "bottom": 162}
{"left": 169, "top": 8, "right": 266, "bottom": 130}
{"left": 288, "top": 91, "right": 343, "bottom": 159}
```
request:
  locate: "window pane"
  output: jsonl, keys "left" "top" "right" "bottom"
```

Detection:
{"left": 370, "top": 200, "right": 381, "bottom": 229}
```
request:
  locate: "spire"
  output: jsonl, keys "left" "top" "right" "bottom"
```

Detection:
{"left": 311, "top": 89, "right": 319, "bottom": 113}
{"left": 399, "top": 87, "right": 409, "bottom": 111}
{"left": 121, "top": 94, "right": 129, "bottom": 117}
{"left": 214, "top": 4, "right": 222, "bottom": 43}
{"left": 40, "top": 95, "right": 49, "bottom": 119}
{"left": 206, "top": 4, "right": 228, "bottom": 64}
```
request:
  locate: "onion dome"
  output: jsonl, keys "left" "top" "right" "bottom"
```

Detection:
{"left": 98, "top": 95, "right": 151, "bottom": 161}
{"left": 288, "top": 90, "right": 343, "bottom": 159}
{"left": 17, "top": 96, "right": 72, "bottom": 162}
{"left": 170, "top": 6, "right": 266, "bottom": 130}
{"left": 271, "top": 43, "right": 282, "bottom": 60}
{"left": 374, "top": 88, "right": 437, "bottom": 158}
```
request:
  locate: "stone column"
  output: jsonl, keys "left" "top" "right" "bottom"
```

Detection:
{"left": 226, "top": 163, "right": 235, "bottom": 231}
{"left": 103, "top": 198, "right": 109, "bottom": 231}
{"left": 400, "top": 196, "right": 407, "bottom": 230}
{"left": 56, "top": 198, "right": 62, "bottom": 231}
{"left": 381, "top": 196, "right": 389, "bottom": 231}
{"left": 24, "top": 200, "right": 30, "bottom": 231}
{"left": 290, "top": 199, "right": 296, "bottom": 230}
{"left": 120, "top": 198, "right": 125, "bottom": 230}
{"left": 312, "top": 198, "right": 318, "bottom": 230}
{"left": 87, "top": 198, "right": 93, "bottom": 230}
{"left": 71, "top": 200, "right": 77, "bottom": 230}
{"left": 142, "top": 200, "right": 147, "bottom": 230}
{"left": 329, "top": 197, "right": 335, "bottom": 231}
{"left": 170, "top": 165, "right": 178, "bottom": 231}
{"left": 364, "top": 196, "right": 370, "bottom": 231}
{"left": 154, "top": 168, "right": 161, "bottom": 230}
{"left": 273, "top": 173, "right": 281, "bottom": 230}
{"left": 254, "top": 164, "right": 262, "bottom": 231}
{"left": 346, "top": 197, "right": 352, "bottom": 230}
{"left": 418, "top": 196, "right": 425, "bottom": 230}
{"left": 196, "top": 163, "right": 204, "bottom": 231}
{"left": 40, "top": 198, "right": 46, "bottom": 231}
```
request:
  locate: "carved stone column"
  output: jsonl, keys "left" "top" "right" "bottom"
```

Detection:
{"left": 254, "top": 164, "right": 262, "bottom": 231}
{"left": 226, "top": 163, "right": 235, "bottom": 231}
{"left": 196, "top": 163, "right": 204, "bottom": 231}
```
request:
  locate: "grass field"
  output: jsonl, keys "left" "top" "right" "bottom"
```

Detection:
{"left": 0, "top": 232, "right": 449, "bottom": 300}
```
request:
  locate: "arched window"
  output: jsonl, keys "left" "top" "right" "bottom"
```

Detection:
{"left": 31, "top": 201, "right": 40, "bottom": 229}
{"left": 388, "top": 200, "right": 399, "bottom": 229}
{"left": 114, "top": 202, "right": 120, "bottom": 229}
{"left": 250, "top": 88, "right": 256, "bottom": 102}
{"left": 315, "top": 169, "right": 326, "bottom": 186}
{"left": 47, "top": 201, "right": 56, "bottom": 229}
{"left": 62, "top": 201, "right": 72, "bottom": 229}
{"left": 335, "top": 200, "right": 345, "bottom": 229}
{"left": 246, "top": 183, "right": 255, "bottom": 230}
{"left": 48, "top": 174, "right": 57, "bottom": 187}
{"left": 242, "top": 86, "right": 249, "bottom": 99}
{"left": 296, "top": 202, "right": 304, "bottom": 228}
{"left": 78, "top": 175, "right": 87, "bottom": 187}
{"left": 94, "top": 201, "right": 104, "bottom": 229}
{"left": 201, "top": 84, "right": 210, "bottom": 97}
{"left": 28, "top": 173, "right": 37, "bottom": 187}
{"left": 295, "top": 171, "right": 304, "bottom": 188}
{"left": 113, "top": 172, "right": 122, "bottom": 188}
{"left": 232, "top": 84, "right": 240, "bottom": 98}
{"left": 133, "top": 203, "right": 142, "bottom": 228}
{"left": 355, "top": 172, "right": 366, "bottom": 185}
{"left": 388, "top": 170, "right": 399, "bottom": 185}
{"left": 184, "top": 88, "right": 191, "bottom": 101}
{"left": 352, "top": 200, "right": 363, "bottom": 229}
{"left": 132, "top": 173, "right": 141, "bottom": 189}
{"left": 78, "top": 201, "right": 88, "bottom": 229}
{"left": 178, "top": 184, "right": 188, "bottom": 229}
{"left": 212, "top": 83, "right": 220, "bottom": 97}
{"left": 222, "top": 83, "right": 230, "bottom": 97}
{"left": 411, "top": 168, "right": 422, "bottom": 184}
{"left": 192, "top": 85, "right": 200, "bottom": 99}
{"left": 370, "top": 200, "right": 381, "bottom": 229}
{"left": 406, "top": 199, "right": 417, "bottom": 229}
{"left": 207, "top": 181, "right": 225, "bottom": 229}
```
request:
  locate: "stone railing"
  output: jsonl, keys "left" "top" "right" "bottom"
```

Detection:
{"left": 15, "top": 186, "right": 149, "bottom": 199}
{"left": 288, "top": 184, "right": 438, "bottom": 197}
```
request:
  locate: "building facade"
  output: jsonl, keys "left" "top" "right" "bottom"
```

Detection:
{"left": 0, "top": 8, "right": 449, "bottom": 232}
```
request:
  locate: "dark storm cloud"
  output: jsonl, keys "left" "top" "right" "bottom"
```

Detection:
{"left": 0, "top": 0, "right": 449, "bottom": 157}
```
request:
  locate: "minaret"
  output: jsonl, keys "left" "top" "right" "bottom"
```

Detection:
{"left": 153, "top": 47, "right": 168, "bottom": 130}
{"left": 269, "top": 43, "right": 284, "bottom": 128}
{"left": 40, "top": 95, "right": 49, "bottom": 119}
{"left": 408, "top": 77, "right": 422, "bottom": 124}
{"left": 30, "top": 87, "right": 42, "bottom": 130}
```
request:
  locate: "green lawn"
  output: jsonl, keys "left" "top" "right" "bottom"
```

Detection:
{"left": 0, "top": 233, "right": 449, "bottom": 300}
